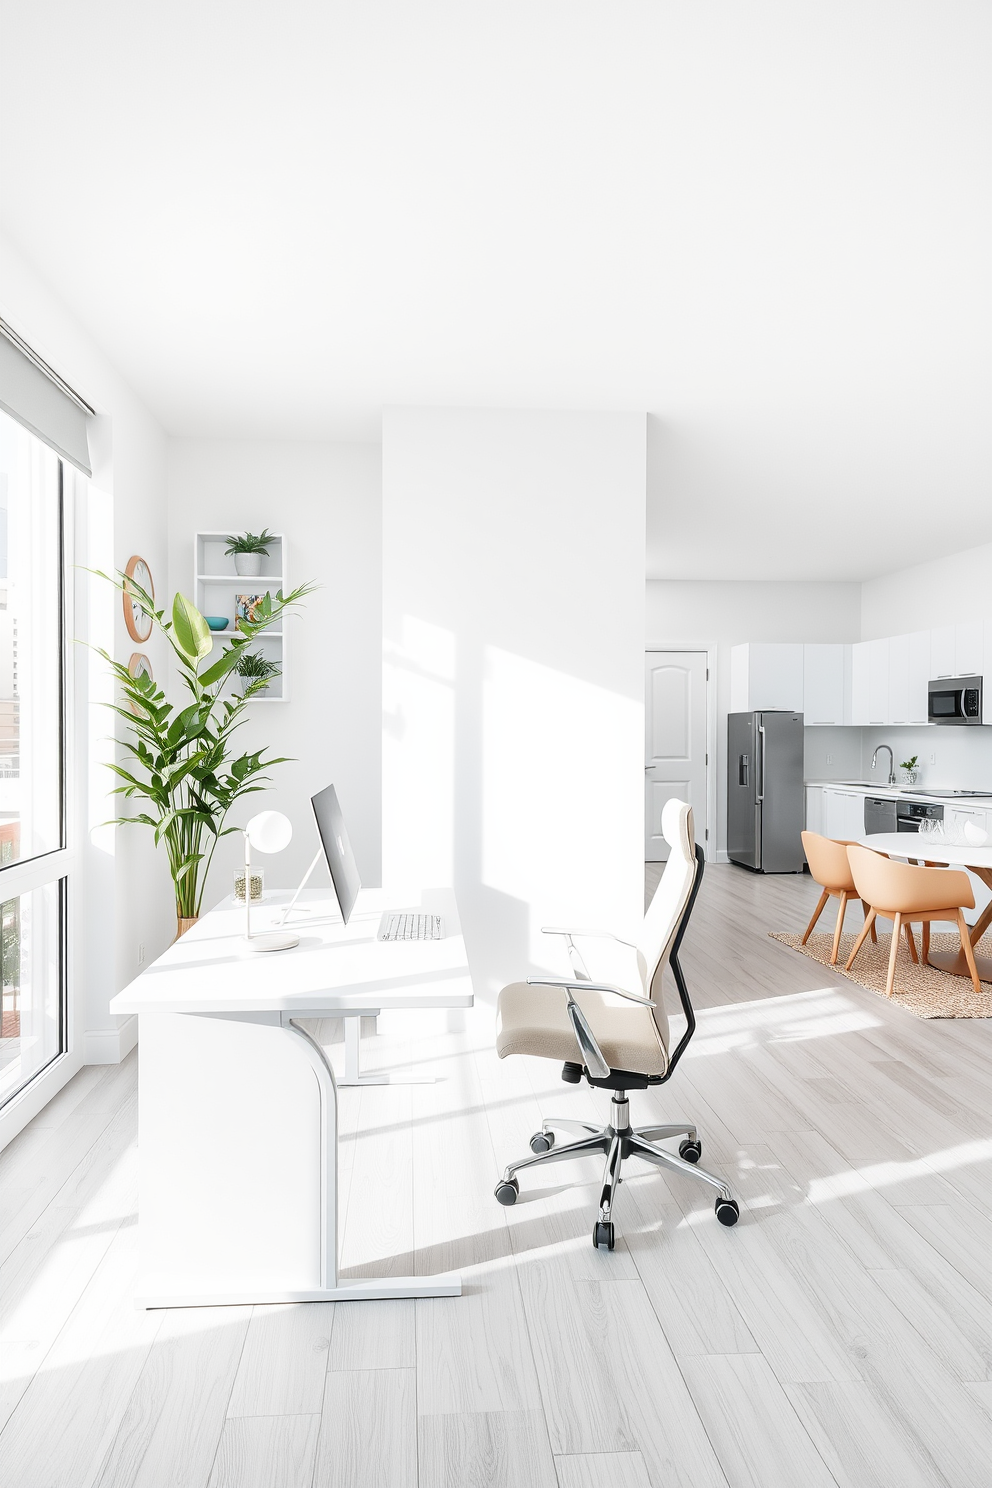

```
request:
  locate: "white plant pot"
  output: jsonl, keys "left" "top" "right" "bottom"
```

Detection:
{"left": 234, "top": 553, "right": 263, "bottom": 576}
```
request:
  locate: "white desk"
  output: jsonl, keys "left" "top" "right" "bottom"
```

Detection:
{"left": 861, "top": 833, "right": 992, "bottom": 980}
{"left": 110, "top": 885, "right": 472, "bottom": 1308}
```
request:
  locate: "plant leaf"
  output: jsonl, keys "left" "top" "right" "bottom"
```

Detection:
{"left": 171, "top": 593, "right": 213, "bottom": 662}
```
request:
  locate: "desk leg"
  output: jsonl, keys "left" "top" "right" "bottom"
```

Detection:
{"left": 337, "top": 1011, "right": 436, "bottom": 1086}
{"left": 134, "top": 1010, "right": 459, "bottom": 1308}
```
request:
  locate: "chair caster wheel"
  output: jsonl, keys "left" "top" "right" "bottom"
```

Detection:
{"left": 593, "top": 1219, "right": 615, "bottom": 1250}
{"left": 679, "top": 1138, "right": 702, "bottom": 1163}
{"left": 495, "top": 1178, "right": 519, "bottom": 1206}
{"left": 715, "top": 1197, "right": 739, "bottom": 1226}
{"left": 530, "top": 1130, "right": 555, "bottom": 1154}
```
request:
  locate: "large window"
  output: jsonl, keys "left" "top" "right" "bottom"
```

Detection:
{"left": 0, "top": 407, "right": 67, "bottom": 1108}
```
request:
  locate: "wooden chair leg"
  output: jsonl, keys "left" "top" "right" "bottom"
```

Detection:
{"left": 885, "top": 912, "right": 902, "bottom": 997}
{"left": 904, "top": 921, "right": 919, "bottom": 963}
{"left": 830, "top": 891, "right": 849, "bottom": 966}
{"left": 957, "top": 909, "right": 983, "bottom": 996}
{"left": 921, "top": 922, "right": 930, "bottom": 963}
{"left": 862, "top": 900, "right": 878, "bottom": 943}
{"left": 802, "top": 889, "right": 830, "bottom": 945}
{"left": 845, "top": 907, "right": 877, "bottom": 971}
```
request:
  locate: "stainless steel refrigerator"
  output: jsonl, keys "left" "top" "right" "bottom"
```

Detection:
{"left": 727, "top": 711, "right": 805, "bottom": 872}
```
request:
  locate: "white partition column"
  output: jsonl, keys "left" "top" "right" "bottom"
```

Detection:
{"left": 382, "top": 409, "right": 646, "bottom": 1001}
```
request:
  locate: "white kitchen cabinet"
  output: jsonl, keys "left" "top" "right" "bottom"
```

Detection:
{"left": 730, "top": 643, "right": 804, "bottom": 713}
{"left": 803, "top": 644, "right": 849, "bottom": 725}
{"left": 905, "top": 630, "right": 931, "bottom": 724}
{"left": 930, "top": 626, "right": 955, "bottom": 679}
{"left": 822, "top": 788, "right": 865, "bottom": 841}
{"left": 930, "top": 622, "right": 983, "bottom": 680}
{"left": 887, "top": 635, "right": 909, "bottom": 725}
{"left": 886, "top": 631, "right": 930, "bottom": 725}
{"left": 868, "top": 638, "right": 889, "bottom": 725}
{"left": 850, "top": 642, "right": 870, "bottom": 725}
{"left": 805, "top": 786, "right": 824, "bottom": 836}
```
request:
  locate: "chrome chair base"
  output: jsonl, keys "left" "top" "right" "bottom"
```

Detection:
{"left": 494, "top": 1092, "right": 739, "bottom": 1247}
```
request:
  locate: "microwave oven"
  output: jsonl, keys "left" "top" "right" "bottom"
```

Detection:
{"left": 927, "top": 675, "right": 983, "bottom": 725}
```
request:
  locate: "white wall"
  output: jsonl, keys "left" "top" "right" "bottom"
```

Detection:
{"left": 383, "top": 408, "right": 645, "bottom": 1001}
{"left": 0, "top": 233, "right": 171, "bottom": 1112}
{"left": 167, "top": 438, "right": 382, "bottom": 900}
{"left": 646, "top": 580, "right": 862, "bottom": 854}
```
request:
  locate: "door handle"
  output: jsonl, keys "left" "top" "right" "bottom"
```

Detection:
{"left": 756, "top": 725, "right": 765, "bottom": 802}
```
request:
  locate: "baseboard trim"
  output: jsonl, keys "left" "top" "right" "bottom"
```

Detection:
{"left": 84, "top": 1015, "right": 138, "bottom": 1065}
{"left": 716, "top": 850, "right": 730, "bottom": 864}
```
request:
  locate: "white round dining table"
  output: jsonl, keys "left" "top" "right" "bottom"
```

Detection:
{"left": 860, "top": 832, "right": 992, "bottom": 981}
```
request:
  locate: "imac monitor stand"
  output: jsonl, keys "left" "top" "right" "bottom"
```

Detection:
{"left": 279, "top": 784, "right": 361, "bottom": 926}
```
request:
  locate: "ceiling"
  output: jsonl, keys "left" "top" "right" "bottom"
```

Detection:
{"left": 2, "top": 1, "right": 990, "bottom": 580}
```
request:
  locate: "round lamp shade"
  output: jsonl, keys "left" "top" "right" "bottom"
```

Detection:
{"left": 246, "top": 810, "right": 293, "bottom": 854}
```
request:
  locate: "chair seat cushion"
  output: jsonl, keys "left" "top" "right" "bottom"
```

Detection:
{"left": 495, "top": 982, "right": 668, "bottom": 1076}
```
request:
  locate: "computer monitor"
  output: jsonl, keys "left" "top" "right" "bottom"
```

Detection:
{"left": 311, "top": 784, "right": 362, "bottom": 924}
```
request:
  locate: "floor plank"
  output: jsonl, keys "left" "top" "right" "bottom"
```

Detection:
{"left": 312, "top": 1368, "right": 417, "bottom": 1488}
{"left": 208, "top": 1414, "right": 319, "bottom": 1488}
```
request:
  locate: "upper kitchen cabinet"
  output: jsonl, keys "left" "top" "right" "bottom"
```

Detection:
{"left": 730, "top": 643, "right": 804, "bottom": 712}
{"left": 803, "top": 644, "right": 849, "bottom": 726}
{"left": 931, "top": 622, "right": 984, "bottom": 679}
{"left": 850, "top": 639, "right": 889, "bottom": 724}
{"left": 888, "top": 631, "right": 930, "bottom": 725}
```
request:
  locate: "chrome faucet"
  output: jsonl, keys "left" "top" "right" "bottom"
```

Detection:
{"left": 871, "top": 743, "right": 896, "bottom": 785}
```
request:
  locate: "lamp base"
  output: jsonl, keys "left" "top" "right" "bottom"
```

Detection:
{"left": 246, "top": 931, "right": 300, "bottom": 953}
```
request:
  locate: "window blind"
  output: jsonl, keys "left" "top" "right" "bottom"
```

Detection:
{"left": 0, "top": 319, "right": 93, "bottom": 475}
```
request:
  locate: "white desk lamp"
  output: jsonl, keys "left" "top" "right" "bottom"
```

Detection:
{"left": 243, "top": 810, "right": 299, "bottom": 952}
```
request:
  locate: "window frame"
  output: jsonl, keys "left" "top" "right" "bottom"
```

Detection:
{"left": 0, "top": 447, "right": 72, "bottom": 1113}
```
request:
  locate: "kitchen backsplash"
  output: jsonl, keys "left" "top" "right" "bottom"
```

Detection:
{"left": 804, "top": 725, "right": 992, "bottom": 790}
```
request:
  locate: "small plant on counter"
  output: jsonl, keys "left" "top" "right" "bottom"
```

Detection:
{"left": 900, "top": 754, "right": 920, "bottom": 784}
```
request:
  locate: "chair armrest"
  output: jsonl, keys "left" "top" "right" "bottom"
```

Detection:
{"left": 541, "top": 926, "right": 637, "bottom": 948}
{"left": 526, "top": 977, "right": 656, "bottom": 1008}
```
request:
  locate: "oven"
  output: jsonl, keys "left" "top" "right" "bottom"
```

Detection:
{"left": 864, "top": 797, "right": 944, "bottom": 834}
{"left": 928, "top": 676, "right": 983, "bottom": 725}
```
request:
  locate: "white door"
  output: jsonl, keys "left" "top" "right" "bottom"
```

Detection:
{"left": 645, "top": 651, "right": 708, "bottom": 862}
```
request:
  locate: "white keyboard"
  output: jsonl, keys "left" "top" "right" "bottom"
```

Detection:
{"left": 377, "top": 912, "right": 445, "bottom": 943}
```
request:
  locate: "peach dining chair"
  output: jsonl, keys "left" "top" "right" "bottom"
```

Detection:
{"left": 800, "top": 831, "right": 878, "bottom": 966}
{"left": 845, "top": 845, "right": 982, "bottom": 997}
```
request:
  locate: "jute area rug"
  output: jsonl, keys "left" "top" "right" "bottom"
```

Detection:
{"left": 770, "top": 931, "right": 992, "bottom": 1019}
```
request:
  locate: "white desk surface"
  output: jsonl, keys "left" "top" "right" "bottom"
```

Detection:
{"left": 110, "top": 885, "right": 472, "bottom": 1016}
{"left": 860, "top": 833, "right": 992, "bottom": 872}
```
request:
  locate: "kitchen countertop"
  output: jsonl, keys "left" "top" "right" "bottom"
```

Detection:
{"left": 805, "top": 781, "right": 992, "bottom": 807}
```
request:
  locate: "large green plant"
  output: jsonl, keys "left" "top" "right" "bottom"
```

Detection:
{"left": 98, "top": 573, "right": 315, "bottom": 924}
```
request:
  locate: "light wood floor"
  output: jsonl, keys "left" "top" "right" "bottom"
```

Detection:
{"left": 5, "top": 863, "right": 992, "bottom": 1487}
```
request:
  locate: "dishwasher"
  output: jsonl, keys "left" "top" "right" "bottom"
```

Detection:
{"left": 864, "top": 797, "right": 944, "bottom": 834}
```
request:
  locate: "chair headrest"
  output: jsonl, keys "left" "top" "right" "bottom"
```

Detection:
{"left": 661, "top": 798, "right": 693, "bottom": 861}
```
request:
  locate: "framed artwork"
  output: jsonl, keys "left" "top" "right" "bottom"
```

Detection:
{"left": 127, "top": 652, "right": 153, "bottom": 717}
{"left": 236, "top": 592, "right": 268, "bottom": 627}
{"left": 123, "top": 555, "right": 155, "bottom": 642}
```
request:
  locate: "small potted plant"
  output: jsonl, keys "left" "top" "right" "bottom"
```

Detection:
{"left": 225, "top": 529, "right": 276, "bottom": 577}
{"left": 900, "top": 754, "right": 920, "bottom": 786}
{"left": 235, "top": 648, "right": 279, "bottom": 697}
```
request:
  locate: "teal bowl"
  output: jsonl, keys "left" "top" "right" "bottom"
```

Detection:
{"left": 205, "top": 616, "right": 229, "bottom": 632}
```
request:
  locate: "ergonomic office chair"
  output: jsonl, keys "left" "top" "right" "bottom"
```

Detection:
{"left": 493, "top": 800, "right": 739, "bottom": 1249}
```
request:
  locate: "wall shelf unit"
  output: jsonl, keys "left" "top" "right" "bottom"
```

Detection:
{"left": 194, "top": 531, "right": 288, "bottom": 703}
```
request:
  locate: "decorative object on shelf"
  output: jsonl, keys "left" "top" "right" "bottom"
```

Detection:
{"left": 235, "top": 648, "right": 278, "bottom": 696}
{"left": 900, "top": 756, "right": 920, "bottom": 786}
{"left": 205, "top": 615, "right": 229, "bottom": 632}
{"left": 233, "top": 867, "right": 265, "bottom": 901}
{"left": 95, "top": 567, "right": 315, "bottom": 937}
{"left": 126, "top": 653, "right": 153, "bottom": 717}
{"left": 225, "top": 528, "right": 276, "bottom": 577}
{"left": 236, "top": 592, "right": 269, "bottom": 627}
{"left": 123, "top": 555, "right": 155, "bottom": 642}
{"left": 241, "top": 810, "right": 298, "bottom": 952}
